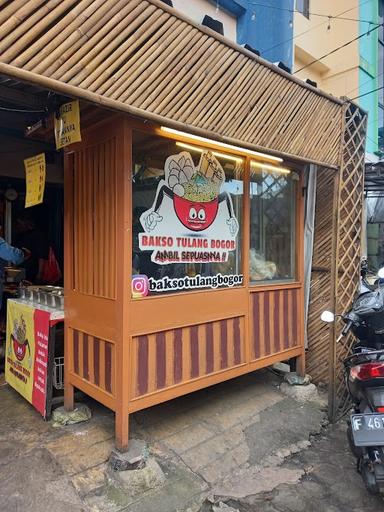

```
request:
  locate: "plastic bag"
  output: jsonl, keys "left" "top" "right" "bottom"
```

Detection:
{"left": 41, "top": 246, "right": 62, "bottom": 284}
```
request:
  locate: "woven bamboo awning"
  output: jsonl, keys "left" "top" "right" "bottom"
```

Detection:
{"left": 0, "top": 0, "right": 345, "bottom": 167}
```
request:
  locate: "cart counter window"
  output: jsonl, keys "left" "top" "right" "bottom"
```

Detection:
{"left": 249, "top": 161, "right": 297, "bottom": 282}
{"left": 132, "top": 131, "right": 244, "bottom": 296}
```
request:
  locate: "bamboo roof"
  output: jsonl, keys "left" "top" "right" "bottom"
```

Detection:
{"left": 0, "top": 0, "right": 345, "bottom": 167}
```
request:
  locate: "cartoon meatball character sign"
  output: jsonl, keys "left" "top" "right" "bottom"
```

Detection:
{"left": 9, "top": 315, "right": 31, "bottom": 367}
{"left": 139, "top": 150, "right": 239, "bottom": 247}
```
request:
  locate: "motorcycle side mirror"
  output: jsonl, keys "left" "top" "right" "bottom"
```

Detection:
{"left": 378, "top": 267, "right": 384, "bottom": 279}
{"left": 320, "top": 310, "right": 335, "bottom": 323}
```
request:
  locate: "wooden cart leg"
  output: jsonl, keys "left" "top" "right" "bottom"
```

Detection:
{"left": 295, "top": 348, "right": 306, "bottom": 377}
{"left": 115, "top": 409, "right": 129, "bottom": 452}
{"left": 64, "top": 382, "right": 74, "bottom": 411}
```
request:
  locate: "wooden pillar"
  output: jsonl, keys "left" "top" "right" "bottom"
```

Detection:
{"left": 114, "top": 118, "right": 132, "bottom": 451}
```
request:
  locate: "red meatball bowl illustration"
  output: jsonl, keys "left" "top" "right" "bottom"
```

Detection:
{"left": 173, "top": 195, "right": 219, "bottom": 231}
{"left": 11, "top": 334, "right": 28, "bottom": 362}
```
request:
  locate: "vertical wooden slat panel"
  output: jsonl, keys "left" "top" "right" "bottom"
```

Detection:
{"left": 88, "top": 335, "right": 95, "bottom": 384}
{"left": 78, "top": 331, "right": 84, "bottom": 378}
{"left": 93, "top": 145, "right": 100, "bottom": 297}
{"left": 278, "top": 290, "right": 285, "bottom": 352}
{"left": 105, "top": 342, "right": 112, "bottom": 393}
{"left": 292, "top": 289, "right": 298, "bottom": 347}
{"left": 110, "top": 139, "right": 117, "bottom": 298}
{"left": 213, "top": 320, "right": 221, "bottom": 372}
{"left": 94, "top": 337, "right": 100, "bottom": 387}
{"left": 198, "top": 323, "right": 206, "bottom": 378}
{"left": 99, "top": 338, "right": 106, "bottom": 390}
{"left": 156, "top": 331, "right": 166, "bottom": 389}
{"left": 165, "top": 329, "right": 174, "bottom": 388}
{"left": 220, "top": 320, "right": 228, "bottom": 369}
{"left": 233, "top": 316, "right": 241, "bottom": 365}
{"left": 73, "top": 329, "right": 79, "bottom": 375}
{"left": 205, "top": 322, "right": 214, "bottom": 374}
{"left": 190, "top": 325, "right": 199, "bottom": 379}
{"left": 103, "top": 141, "right": 109, "bottom": 298}
{"left": 147, "top": 333, "right": 157, "bottom": 393}
{"left": 273, "top": 291, "right": 280, "bottom": 354}
{"left": 137, "top": 335, "right": 148, "bottom": 396}
{"left": 252, "top": 293, "right": 260, "bottom": 359}
{"left": 173, "top": 328, "right": 183, "bottom": 384}
{"left": 72, "top": 138, "right": 116, "bottom": 299}
{"left": 263, "top": 293, "right": 270, "bottom": 356}
{"left": 287, "top": 289, "right": 293, "bottom": 347}
{"left": 226, "top": 318, "right": 234, "bottom": 368}
{"left": 182, "top": 327, "right": 191, "bottom": 382}
{"left": 83, "top": 333, "right": 89, "bottom": 380}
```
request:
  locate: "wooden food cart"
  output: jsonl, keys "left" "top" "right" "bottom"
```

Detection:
{"left": 0, "top": 0, "right": 364, "bottom": 450}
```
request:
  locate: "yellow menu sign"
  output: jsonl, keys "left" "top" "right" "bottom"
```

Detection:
{"left": 54, "top": 100, "right": 81, "bottom": 149}
{"left": 24, "top": 153, "right": 46, "bottom": 208}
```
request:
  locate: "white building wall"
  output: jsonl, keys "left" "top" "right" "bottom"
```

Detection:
{"left": 172, "top": 0, "right": 237, "bottom": 42}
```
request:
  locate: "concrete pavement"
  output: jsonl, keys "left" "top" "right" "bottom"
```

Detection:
{"left": 0, "top": 370, "right": 382, "bottom": 511}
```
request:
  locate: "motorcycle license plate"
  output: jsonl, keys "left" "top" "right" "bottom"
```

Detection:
{"left": 351, "top": 413, "right": 384, "bottom": 446}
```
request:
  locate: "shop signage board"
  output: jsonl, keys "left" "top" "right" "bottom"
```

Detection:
{"left": 54, "top": 100, "right": 81, "bottom": 149}
{"left": 133, "top": 150, "right": 243, "bottom": 296}
{"left": 24, "top": 153, "right": 46, "bottom": 207}
{"left": 5, "top": 300, "right": 51, "bottom": 417}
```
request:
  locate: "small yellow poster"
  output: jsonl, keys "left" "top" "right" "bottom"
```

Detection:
{"left": 5, "top": 301, "right": 35, "bottom": 404}
{"left": 54, "top": 100, "right": 81, "bottom": 149}
{"left": 24, "top": 153, "right": 46, "bottom": 208}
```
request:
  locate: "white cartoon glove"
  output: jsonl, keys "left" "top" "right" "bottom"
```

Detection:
{"left": 226, "top": 217, "right": 239, "bottom": 236}
{"left": 144, "top": 211, "right": 163, "bottom": 231}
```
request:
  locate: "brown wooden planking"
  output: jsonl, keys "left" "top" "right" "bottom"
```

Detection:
{"left": 0, "top": 0, "right": 344, "bottom": 167}
{"left": 251, "top": 289, "right": 300, "bottom": 361}
{"left": 133, "top": 318, "right": 245, "bottom": 398}
{"left": 71, "top": 138, "right": 117, "bottom": 299}
{"left": 71, "top": 328, "right": 115, "bottom": 395}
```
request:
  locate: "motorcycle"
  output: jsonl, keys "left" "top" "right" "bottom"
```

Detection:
{"left": 321, "top": 266, "right": 384, "bottom": 495}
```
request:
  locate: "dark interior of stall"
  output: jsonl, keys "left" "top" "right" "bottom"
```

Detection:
{"left": 0, "top": 85, "right": 64, "bottom": 389}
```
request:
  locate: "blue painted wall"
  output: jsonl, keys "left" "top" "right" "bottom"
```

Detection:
{"left": 216, "top": 0, "right": 294, "bottom": 69}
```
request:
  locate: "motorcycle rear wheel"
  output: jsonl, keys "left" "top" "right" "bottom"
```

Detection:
{"left": 359, "top": 458, "right": 384, "bottom": 495}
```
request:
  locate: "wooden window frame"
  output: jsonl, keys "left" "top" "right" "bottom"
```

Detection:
{"left": 129, "top": 118, "right": 304, "bottom": 302}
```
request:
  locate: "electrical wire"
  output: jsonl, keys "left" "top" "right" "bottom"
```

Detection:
{"left": 261, "top": 0, "right": 375, "bottom": 57}
{"left": 294, "top": 23, "right": 383, "bottom": 73}
{"left": 0, "top": 105, "right": 46, "bottom": 114}
{"left": 248, "top": 1, "right": 380, "bottom": 24}
{"left": 345, "top": 70, "right": 384, "bottom": 97}
{"left": 350, "top": 85, "right": 384, "bottom": 100}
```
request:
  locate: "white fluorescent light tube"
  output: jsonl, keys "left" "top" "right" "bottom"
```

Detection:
{"left": 175, "top": 142, "right": 243, "bottom": 163}
{"left": 161, "top": 126, "right": 283, "bottom": 163}
{"left": 250, "top": 160, "right": 291, "bottom": 174}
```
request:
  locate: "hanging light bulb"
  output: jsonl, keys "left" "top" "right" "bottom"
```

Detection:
{"left": 327, "top": 16, "right": 331, "bottom": 32}
{"left": 251, "top": 11, "right": 256, "bottom": 21}
{"left": 289, "top": 19, "right": 293, "bottom": 28}
{"left": 216, "top": 0, "right": 219, "bottom": 13}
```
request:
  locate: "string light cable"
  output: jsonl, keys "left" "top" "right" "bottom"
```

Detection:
{"left": 350, "top": 85, "right": 384, "bottom": 101}
{"left": 294, "top": 22, "right": 384, "bottom": 73}
{"left": 247, "top": 1, "right": 380, "bottom": 24}
{"left": 259, "top": 0, "right": 376, "bottom": 57}
{"left": 0, "top": 105, "right": 47, "bottom": 114}
{"left": 345, "top": 69, "right": 384, "bottom": 97}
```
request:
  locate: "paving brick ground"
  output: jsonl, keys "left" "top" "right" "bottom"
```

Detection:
{"left": 0, "top": 370, "right": 383, "bottom": 511}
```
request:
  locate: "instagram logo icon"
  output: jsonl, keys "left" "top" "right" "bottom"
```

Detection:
{"left": 132, "top": 275, "right": 149, "bottom": 298}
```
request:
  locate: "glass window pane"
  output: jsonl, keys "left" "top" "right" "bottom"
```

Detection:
{"left": 296, "top": 0, "right": 310, "bottom": 18}
{"left": 249, "top": 163, "right": 297, "bottom": 282}
{"left": 132, "top": 131, "right": 244, "bottom": 296}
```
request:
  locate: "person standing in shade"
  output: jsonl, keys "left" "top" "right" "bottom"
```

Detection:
{"left": 14, "top": 213, "right": 48, "bottom": 283}
{"left": 0, "top": 223, "right": 28, "bottom": 309}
